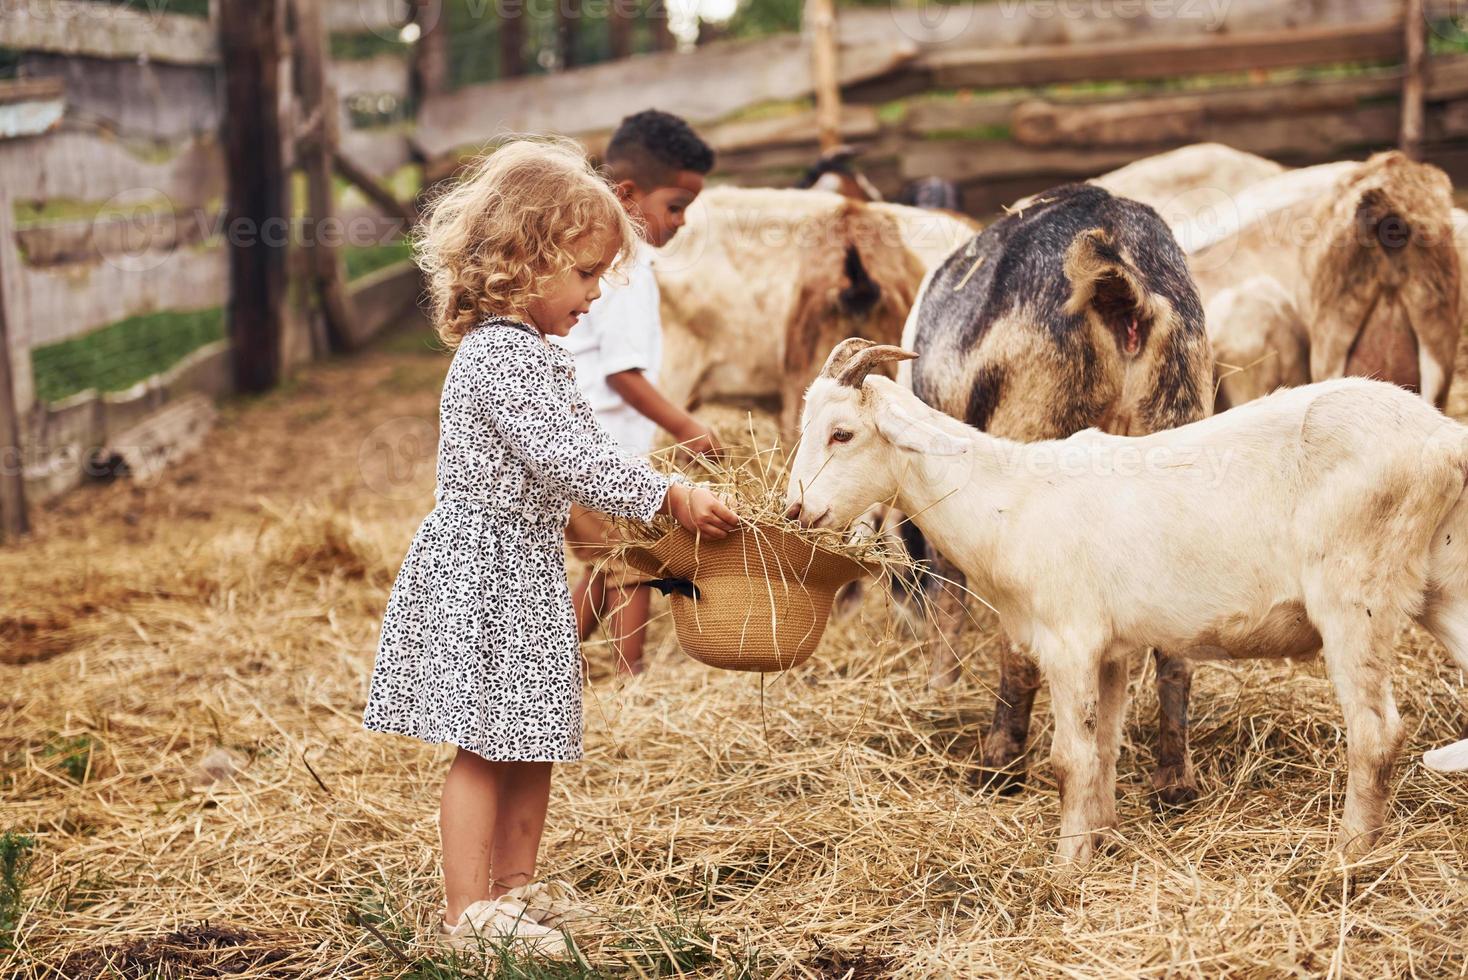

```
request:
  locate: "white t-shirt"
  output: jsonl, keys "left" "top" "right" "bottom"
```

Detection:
{"left": 552, "top": 242, "right": 661, "bottom": 454}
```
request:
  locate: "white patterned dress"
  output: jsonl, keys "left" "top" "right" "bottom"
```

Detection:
{"left": 363, "top": 316, "right": 673, "bottom": 761}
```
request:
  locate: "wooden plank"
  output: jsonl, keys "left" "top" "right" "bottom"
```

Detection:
{"left": 324, "top": 0, "right": 410, "bottom": 34}
{"left": 0, "top": 79, "right": 65, "bottom": 106}
{"left": 900, "top": 140, "right": 1139, "bottom": 184}
{"left": 17, "top": 248, "right": 228, "bottom": 347}
{"left": 0, "top": 0, "right": 217, "bottom": 66}
{"left": 330, "top": 53, "right": 410, "bottom": 100}
{"left": 220, "top": 0, "right": 288, "bottom": 393}
{"left": 1008, "top": 55, "right": 1468, "bottom": 148}
{"left": 414, "top": 33, "right": 916, "bottom": 161}
{"left": 293, "top": 0, "right": 359, "bottom": 355}
{"left": 21, "top": 339, "right": 232, "bottom": 502}
{"left": 333, "top": 149, "right": 418, "bottom": 226}
{"left": 338, "top": 127, "right": 414, "bottom": 178}
{"left": 903, "top": 97, "right": 1014, "bottom": 136}
{"left": 703, "top": 105, "right": 880, "bottom": 155}
{"left": 839, "top": 0, "right": 1406, "bottom": 54}
{"left": 346, "top": 259, "right": 423, "bottom": 343}
{"left": 0, "top": 131, "right": 226, "bottom": 208}
{"left": 0, "top": 184, "right": 31, "bottom": 539}
{"left": 17, "top": 53, "right": 219, "bottom": 140}
{"left": 98, "top": 391, "right": 216, "bottom": 486}
{"left": 927, "top": 21, "right": 1406, "bottom": 90}
{"left": 15, "top": 208, "right": 220, "bottom": 268}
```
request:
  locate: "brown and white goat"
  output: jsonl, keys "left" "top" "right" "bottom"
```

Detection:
{"left": 1098, "top": 148, "right": 1463, "bottom": 410}
{"left": 653, "top": 186, "right": 973, "bottom": 444}
{"left": 787, "top": 340, "right": 1468, "bottom": 865}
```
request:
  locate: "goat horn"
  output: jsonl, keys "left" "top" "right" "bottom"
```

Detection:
{"left": 836, "top": 344, "right": 919, "bottom": 388}
{"left": 818, "top": 338, "right": 878, "bottom": 379}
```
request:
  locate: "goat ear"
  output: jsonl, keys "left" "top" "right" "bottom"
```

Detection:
{"left": 837, "top": 345, "right": 919, "bottom": 387}
{"left": 818, "top": 338, "right": 878, "bottom": 380}
{"left": 875, "top": 399, "right": 970, "bottom": 456}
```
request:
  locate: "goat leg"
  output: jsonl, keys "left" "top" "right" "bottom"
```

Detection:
{"left": 1149, "top": 649, "right": 1201, "bottom": 809}
{"left": 926, "top": 553, "right": 968, "bottom": 689}
{"left": 977, "top": 641, "right": 1042, "bottom": 794}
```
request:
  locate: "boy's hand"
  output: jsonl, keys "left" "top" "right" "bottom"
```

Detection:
{"left": 662, "top": 483, "right": 739, "bottom": 539}
{"left": 673, "top": 420, "right": 722, "bottom": 459}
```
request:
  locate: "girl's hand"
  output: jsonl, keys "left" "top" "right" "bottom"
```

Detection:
{"left": 662, "top": 483, "right": 739, "bottom": 539}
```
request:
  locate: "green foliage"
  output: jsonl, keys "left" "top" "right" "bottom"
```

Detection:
{"left": 43, "top": 736, "right": 94, "bottom": 784}
{"left": 1429, "top": 18, "right": 1468, "bottom": 54}
{"left": 78, "top": 0, "right": 212, "bottom": 16}
{"left": 0, "top": 833, "right": 36, "bottom": 950}
{"left": 31, "top": 307, "right": 226, "bottom": 405}
{"left": 345, "top": 239, "right": 414, "bottom": 281}
{"left": 720, "top": 0, "right": 802, "bottom": 39}
{"left": 330, "top": 32, "right": 412, "bottom": 62}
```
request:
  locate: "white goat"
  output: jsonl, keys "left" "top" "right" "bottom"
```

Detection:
{"left": 786, "top": 339, "right": 1468, "bottom": 865}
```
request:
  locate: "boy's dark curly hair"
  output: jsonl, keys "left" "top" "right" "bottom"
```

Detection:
{"left": 604, "top": 109, "right": 715, "bottom": 191}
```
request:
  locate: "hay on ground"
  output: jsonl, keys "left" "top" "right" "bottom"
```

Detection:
{"left": 1, "top": 326, "right": 1466, "bottom": 979}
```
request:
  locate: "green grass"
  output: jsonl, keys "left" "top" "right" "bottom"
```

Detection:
{"left": 331, "top": 32, "right": 411, "bottom": 61}
{"left": 79, "top": 0, "right": 212, "bottom": 16}
{"left": 922, "top": 122, "right": 1012, "bottom": 142}
{"left": 31, "top": 307, "right": 226, "bottom": 405}
{"left": 345, "top": 239, "right": 414, "bottom": 281}
{"left": 0, "top": 833, "right": 36, "bottom": 950}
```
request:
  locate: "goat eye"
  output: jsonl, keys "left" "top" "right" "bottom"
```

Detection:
{"left": 830, "top": 429, "right": 853, "bottom": 444}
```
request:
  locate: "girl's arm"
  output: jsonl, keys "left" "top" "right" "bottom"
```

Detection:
{"left": 483, "top": 329, "right": 672, "bottom": 522}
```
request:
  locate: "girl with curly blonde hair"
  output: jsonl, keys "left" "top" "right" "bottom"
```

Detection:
{"left": 362, "top": 136, "right": 737, "bottom": 954}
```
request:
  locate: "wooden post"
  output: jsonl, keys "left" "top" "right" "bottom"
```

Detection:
{"left": 219, "top": 0, "right": 288, "bottom": 393}
{"left": 807, "top": 0, "right": 841, "bottom": 152}
{"left": 501, "top": 3, "right": 526, "bottom": 77}
{"left": 291, "top": 0, "right": 360, "bottom": 354}
{"left": 646, "top": 0, "right": 674, "bottom": 52}
{"left": 0, "top": 184, "right": 30, "bottom": 541}
{"left": 609, "top": 0, "right": 633, "bottom": 59}
{"left": 558, "top": 0, "right": 582, "bottom": 68}
{"left": 334, "top": 150, "right": 420, "bottom": 227}
{"left": 1401, "top": 0, "right": 1426, "bottom": 160}
{"left": 412, "top": 0, "right": 450, "bottom": 99}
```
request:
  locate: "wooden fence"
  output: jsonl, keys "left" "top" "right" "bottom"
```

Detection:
{"left": 414, "top": 0, "right": 1468, "bottom": 213}
{"left": 0, "top": 0, "right": 425, "bottom": 526}
{"left": 5, "top": 0, "right": 1468, "bottom": 534}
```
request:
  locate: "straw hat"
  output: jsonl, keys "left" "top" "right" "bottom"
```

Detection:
{"left": 624, "top": 523, "right": 878, "bottom": 672}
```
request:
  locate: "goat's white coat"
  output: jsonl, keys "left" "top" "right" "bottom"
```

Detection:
{"left": 788, "top": 371, "right": 1468, "bottom": 860}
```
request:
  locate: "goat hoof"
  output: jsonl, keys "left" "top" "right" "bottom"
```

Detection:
{"left": 973, "top": 764, "right": 1026, "bottom": 796}
{"left": 1149, "top": 767, "right": 1200, "bottom": 811}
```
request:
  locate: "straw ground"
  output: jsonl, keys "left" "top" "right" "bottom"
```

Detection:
{"left": 2, "top": 322, "right": 1466, "bottom": 978}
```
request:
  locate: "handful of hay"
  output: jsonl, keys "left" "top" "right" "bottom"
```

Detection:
{"left": 608, "top": 438, "right": 913, "bottom": 672}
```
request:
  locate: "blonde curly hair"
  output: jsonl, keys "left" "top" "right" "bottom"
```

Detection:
{"left": 414, "top": 136, "right": 642, "bottom": 348}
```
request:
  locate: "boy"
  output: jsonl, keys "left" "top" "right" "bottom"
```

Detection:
{"left": 558, "top": 109, "right": 722, "bottom": 675}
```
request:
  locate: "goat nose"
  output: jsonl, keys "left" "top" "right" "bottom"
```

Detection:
{"left": 783, "top": 501, "right": 802, "bottom": 521}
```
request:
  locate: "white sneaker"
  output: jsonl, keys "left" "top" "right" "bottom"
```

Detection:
{"left": 436, "top": 896, "right": 569, "bottom": 955}
{"left": 504, "top": 879, "right": 601, "bottom": 931}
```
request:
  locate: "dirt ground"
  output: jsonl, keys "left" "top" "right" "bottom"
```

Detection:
{"left": 2, "top": 321, "right": 1466, "bottom": 978}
